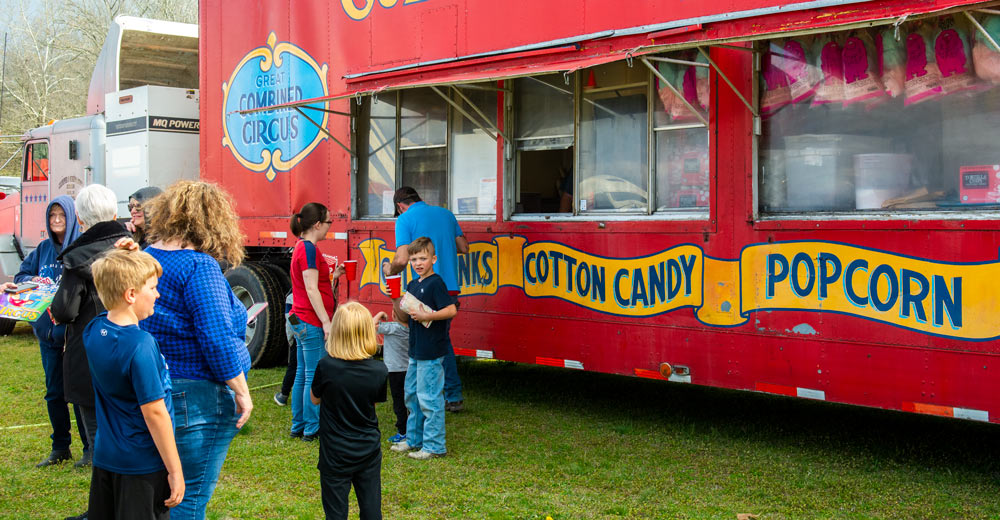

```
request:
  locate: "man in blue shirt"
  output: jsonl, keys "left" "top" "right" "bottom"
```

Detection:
{"left": 384, "top": 187, "right": 469, "bottom": 412}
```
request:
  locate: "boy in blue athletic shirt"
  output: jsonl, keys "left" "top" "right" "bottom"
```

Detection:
{"left": 389, "top": 237, "right": 457, "bottom": 460}
{"left": 84, "top": 249, "right": 184, "bottom": 519}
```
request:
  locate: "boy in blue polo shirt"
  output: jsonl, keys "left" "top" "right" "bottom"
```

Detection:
{"left": 389, "top": 237, "right": 457, "bottom": 460}
{"left": 84, "top": 249, "right": 183, "bottom": 519}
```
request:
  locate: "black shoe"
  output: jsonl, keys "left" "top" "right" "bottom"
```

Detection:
{"left": 302, "top": 433, "right": 318, "bottom": 442}
{"left": 36, "top": 449, "right": 72, "bottom": 468}
{"left": 63, "top": 512, "right": 88, "bottom": 520}
{"left": 446, "top": 400, "right": 464, "bottom": 413}
{"left": 74, "top": 450, "right": 92, "bottom": 468}
{"left": 289, "top": 430, "right": 303, "bottom": 439}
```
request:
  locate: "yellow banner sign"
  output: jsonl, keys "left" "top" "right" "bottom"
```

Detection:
{"left": 358, "top": 238, "right": 996, "bottom": 340}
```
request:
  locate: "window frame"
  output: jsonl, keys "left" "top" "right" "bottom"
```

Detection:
{"left": 22, "top": 140, "right": 50, "bottom": 183}
{"left": 353, "top": 85, "right": 502, "bottom": 220}
{"left": 507, "top": 57, "right": 713, "bottom": 221}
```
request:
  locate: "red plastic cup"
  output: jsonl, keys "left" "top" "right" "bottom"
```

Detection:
{"left": 385, "top": 275, "right": 402, "bottom": 298}
{"left": 342, "top": 260, "right": 358, "bottom": 280}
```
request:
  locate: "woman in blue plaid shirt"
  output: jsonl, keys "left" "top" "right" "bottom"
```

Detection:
{"left": 139, "top": 181, "right": 252, "bottom": 520}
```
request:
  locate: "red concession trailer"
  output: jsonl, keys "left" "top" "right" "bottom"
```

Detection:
{"left": 201, "top": 0, "right": 1000, "bottom": 423}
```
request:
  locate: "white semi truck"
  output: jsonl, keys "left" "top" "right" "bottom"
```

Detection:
{"left": 0, "top": 16, "right": 199, "bottom": 335}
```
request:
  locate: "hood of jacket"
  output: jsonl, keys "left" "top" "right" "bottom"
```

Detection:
{"left": 47, "top": 195, "right": 81, "bottom": 254}
{"left": 57, "top": 220, "right": 130, "bottom": 273}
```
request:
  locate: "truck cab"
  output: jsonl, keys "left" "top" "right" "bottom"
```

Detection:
{"left": 0, "top": 16, "right": 198, "bottom": 334}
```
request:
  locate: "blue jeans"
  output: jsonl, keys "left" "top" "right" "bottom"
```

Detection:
{"left": 404, "top": 357, "right": 446, "bottom": 454}
{"left": 444, "top": 297, "right": 463, "bottom": 402}
{"left": 289, "top": 320, "right": 324, "bottom": 436}
{"left": 170, "top": 378, "right": 240, "bottom": 520}
{"left": 38, "top": 340, "right": 73, "bottom": 451}
{"left": 443, "top": 344, "right": 463, "bottom": 403}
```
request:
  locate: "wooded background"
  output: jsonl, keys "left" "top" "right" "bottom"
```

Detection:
{"left": 0, "top": 0, "right": 197, "bottom": 176}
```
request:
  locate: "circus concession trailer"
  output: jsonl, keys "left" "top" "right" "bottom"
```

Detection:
{"left": 204, "top": 0, "right": 1000, "bottom": 421}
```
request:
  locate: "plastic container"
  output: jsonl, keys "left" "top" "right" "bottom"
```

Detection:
{"left": 783, "top": 134, "right": 890, "bottom": 211}
{"left": 853, "top": 153, "right": 912, "bottom": 209}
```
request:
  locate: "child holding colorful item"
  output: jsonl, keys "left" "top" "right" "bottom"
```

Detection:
{"left": 310, "top": 302, "right": 387, "bottom": 520}
{"left": 84, "top": 248, "right": 183, "bottom": 519}
{"left": 373, "top": 298, "right": 410, "bottom": 444}
{"left": 389, "top": 237, "right": 457, "bottom": 460}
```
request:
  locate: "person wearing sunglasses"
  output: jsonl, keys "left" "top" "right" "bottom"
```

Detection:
{"left": 125, "top": 187, "right": 162, "bottom": 249}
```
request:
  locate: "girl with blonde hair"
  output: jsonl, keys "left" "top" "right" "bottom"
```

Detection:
{"left": 310, "top": 302, "right": 387, "bottom": 520}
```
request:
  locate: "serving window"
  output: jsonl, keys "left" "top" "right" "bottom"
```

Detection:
{"left": 758, "top": 11, "right": 1000, "bottom": 216}
{"left": 512, "top": 53, "right": 711, "bottom": 217}
{"left": 354, "top": 83, "right": 499, "bottom": 218}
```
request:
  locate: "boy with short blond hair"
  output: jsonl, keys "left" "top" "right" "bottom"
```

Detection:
{"left": 85, "top": 249, "right": 184, "bottom": 519}
{"left": 389, "top": 237, "right": 456, "bottom": 460}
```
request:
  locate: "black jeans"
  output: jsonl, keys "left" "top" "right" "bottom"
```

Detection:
{"left": 388, "top": 372, "right": 407, "bottom": 435}
{"left": 77, "top": 404, "right": 98, "bottom": 455}
{"left": 280, "top": 337, "right": 297, "bottom": 396}
{"left": 320, "top": 451, "right": 382, "bottom": 520}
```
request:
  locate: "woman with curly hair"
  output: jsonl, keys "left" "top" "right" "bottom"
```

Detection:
{"left": 138, "top": 180, "right": 252, "bottom": 520}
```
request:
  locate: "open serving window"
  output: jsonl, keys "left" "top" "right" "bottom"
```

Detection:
{"left": 512, "top": 51, "right": 711, "bottom": 218}
{"left": 758, "top": 9, "right": 1000, "bottom": 216}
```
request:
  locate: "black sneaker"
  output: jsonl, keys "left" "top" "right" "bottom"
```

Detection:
{"left": 446, "top": 400, "right": 464, "bottom": 413}
{"left": 302, "top": 433, "right": 318, "bottom": 442}
{"left": 289, "top": 430, "right": 304, "bottom": 439}
{"left": 74, "top": 450, "right": 92, "bottom": 468}
{"left": 36, "top": 449, "right": 72, "bottom": 468}
{"left": 63, "top": 512, "right": 88, "bottom": 520}
{"left": 273, "top": 392, "right": 288, "bottom": 406}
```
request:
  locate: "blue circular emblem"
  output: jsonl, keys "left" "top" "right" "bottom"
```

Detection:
{"left": 222, "top": 33, "right": 329, "bottom": 181}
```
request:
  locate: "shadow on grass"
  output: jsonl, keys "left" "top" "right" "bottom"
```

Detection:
{"left": 460, "top": 359, "right": 1000, "bottom": 478}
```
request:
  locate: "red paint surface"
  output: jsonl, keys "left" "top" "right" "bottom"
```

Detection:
{"left": 201, "top": 0, "right": 1000, "bottom": 423}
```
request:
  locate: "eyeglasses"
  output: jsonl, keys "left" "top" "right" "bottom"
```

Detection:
{"left": 128, "top": 203, "right": 141, "bottom": 212}
{"left": 323, "top": 220, "right": 333, "bottom": 224}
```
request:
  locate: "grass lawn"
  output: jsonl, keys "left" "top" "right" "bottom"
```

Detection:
{"left": 2, "top": 320, "right": 1000, "bottom": 519}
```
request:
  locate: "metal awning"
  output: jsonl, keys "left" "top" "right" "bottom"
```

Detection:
{"left": 234, "top": 50, "right": 643, "bottom": 117}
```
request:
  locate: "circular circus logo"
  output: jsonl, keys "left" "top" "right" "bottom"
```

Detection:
{"left": 222, "top": 32, "right": 329, "bottom": 182}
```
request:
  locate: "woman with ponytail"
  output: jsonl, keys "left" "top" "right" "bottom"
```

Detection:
{"left": 287, "top": 203, "right": 345, "bottom": 441}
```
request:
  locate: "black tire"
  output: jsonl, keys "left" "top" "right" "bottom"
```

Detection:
{"left": 262, "top": 262, "right": 292, "bottom": 366}
{"left": 0, "top": 318, "right": 15, "bottom": 336}
{"left": 264, "top": 262, "right": 292, "bottom": 297}
{"left": 225, "top": 263, "right": 287, "bottom": 368}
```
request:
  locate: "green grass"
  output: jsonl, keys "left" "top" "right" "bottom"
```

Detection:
{"left": 2, "top": 320, "right": 1000, "bottom": 518}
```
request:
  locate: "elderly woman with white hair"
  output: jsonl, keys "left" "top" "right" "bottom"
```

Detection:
{"left": 50, "top": 185, "right": 130, "bottom": 490}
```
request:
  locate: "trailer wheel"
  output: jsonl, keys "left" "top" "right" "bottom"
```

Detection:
{"left": 0, "top": 318, "right": 15, "bottom": 336}
{"left": 263, "top": 262, "right": 292, "bottom": 366}
{"left": 225, "top": 263, "right": 287, "bottom": 368}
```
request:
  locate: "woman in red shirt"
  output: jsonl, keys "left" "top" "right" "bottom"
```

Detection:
{"left": 288, "top": 202, "right": 345, "bottom": 440}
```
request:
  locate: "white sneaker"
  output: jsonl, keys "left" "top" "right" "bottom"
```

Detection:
{"left": 407, "top": 449, "right": 446, "bottom": 460}
{"left": 390, "top": 441, "right": 417, "bottom": 452}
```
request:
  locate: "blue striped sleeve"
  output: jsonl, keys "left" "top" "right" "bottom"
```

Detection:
{"left": 303, "top": 241, "right": 317, "bottom": 269}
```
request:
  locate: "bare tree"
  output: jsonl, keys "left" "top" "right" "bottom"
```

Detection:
{"left": 0, "top": 0, "right": 196, "bottom": 176}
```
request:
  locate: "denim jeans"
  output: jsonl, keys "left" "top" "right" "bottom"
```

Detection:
{"left": 38, "top": 340, "right": 73, "bottom": 451}
{"left": 404, "top": 357, "right": 446, "bottom": 454}
{"left": 170, "top": 378, "right": 240, "bottom": 520}
{"left": 443, "top": 296, "right": 463, "bottom": 402}
{"left": 289, "top": 320, "right": 324, "bottom": 436}
{"left": 442, "top": 344, "right": 463, "bottom": 403}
